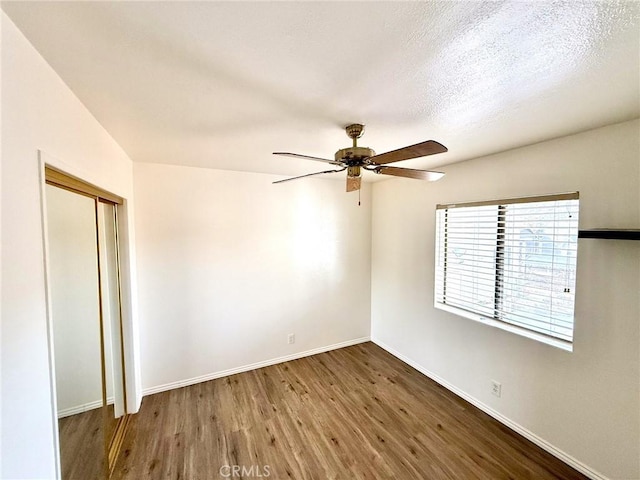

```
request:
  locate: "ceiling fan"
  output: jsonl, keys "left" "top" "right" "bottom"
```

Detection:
{"left": 273, "top": 124, "right": 447, "bottom": 192}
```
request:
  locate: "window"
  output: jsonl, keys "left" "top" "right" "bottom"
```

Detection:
{"left": 434, "top": 193, "right": 579, "bottom": 350}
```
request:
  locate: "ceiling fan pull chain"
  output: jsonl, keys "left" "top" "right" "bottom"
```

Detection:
{"left": 358, "top": 187, "right": 361, "bottom": 206}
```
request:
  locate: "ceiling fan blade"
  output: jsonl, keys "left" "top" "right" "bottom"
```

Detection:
{"left": 346, "top": 176, "right": 362, "bottom": 192}
{"left": 374, "top": 166, "right": 445, "bottom": 181}
{"left": 273, "top": 167, "right": 346, "bottom": 184}
{"left": 368, "top": 140, "right": 447, "bottom": 165}
{"left": 273, "top": 152, "right": 343, "bottom": 166}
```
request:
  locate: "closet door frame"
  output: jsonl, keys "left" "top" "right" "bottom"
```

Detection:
{"left": 41, "top": 160, "right": 130, "bottom": 478}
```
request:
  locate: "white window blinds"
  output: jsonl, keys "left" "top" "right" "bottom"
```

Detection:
{"left": 435, "top": 193, "right": 579, "bottom": 349}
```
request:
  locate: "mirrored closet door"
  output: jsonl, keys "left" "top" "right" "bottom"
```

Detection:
{"left": 45, "top": 167, "right": 128, "bottom": 479}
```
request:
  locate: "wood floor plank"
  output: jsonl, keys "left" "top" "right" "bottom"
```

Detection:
{"left": 112, "top": 343, "right": 588, "bottom": 480}
{"left": 58, "top": 407, "right": 105, "bottom": 479}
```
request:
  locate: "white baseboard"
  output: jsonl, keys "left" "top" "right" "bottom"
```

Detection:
{"left": 371, "top": 337, "right": 609, "bottom": 480}
{"left": 57, "top": 396, "right": 114, "bottom": 418}
{"left": 142, "top": 336, "right": 371, "bottom": 396}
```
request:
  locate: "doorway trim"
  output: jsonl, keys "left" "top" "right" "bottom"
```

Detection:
{"left": 45, "top": 165, "right": 124, "bottom": 204}
{"left": 38, "top": 150, "right": 140, "bottom": 478}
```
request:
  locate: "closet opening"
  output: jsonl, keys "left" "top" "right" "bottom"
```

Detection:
{"left": 44, "top": 165, "right": 130, "bottom": 478}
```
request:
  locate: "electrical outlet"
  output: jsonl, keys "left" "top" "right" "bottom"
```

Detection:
{"left": 491, "top": 380, "right": 502, "bottom": 398}
{"left": 287, "top": 333, "right": 295, "bottom": 345}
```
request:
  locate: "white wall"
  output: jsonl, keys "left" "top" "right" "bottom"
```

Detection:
{"left": 371, "top": 119, "right": 640, "bottom": 480}
{"left": 133, "top": 163, "right": 371, "bottom": 392}
{"left": 0, "top": 12, "right": 140, "bottom": 479}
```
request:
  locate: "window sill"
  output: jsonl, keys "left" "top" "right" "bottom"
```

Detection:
{"left": 434, "top": 302, "right": 573, "bottom": 352}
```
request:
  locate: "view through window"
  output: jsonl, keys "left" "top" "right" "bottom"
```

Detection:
{"left": 434, "top": 193, "right": 579, "bottom": 349}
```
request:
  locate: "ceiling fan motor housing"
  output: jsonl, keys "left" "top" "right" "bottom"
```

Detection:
{"left": 335, "top": 146, "right": 376, "bottom": 165}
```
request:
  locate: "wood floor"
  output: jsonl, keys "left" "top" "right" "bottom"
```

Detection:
{"left": 58, "top": 404, "right": 116, "bottom": 479}
{"left": 113, "top": 343, "right": 587, "bottom": 480}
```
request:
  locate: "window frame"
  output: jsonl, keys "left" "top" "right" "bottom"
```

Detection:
{"left": 434, "top": 192, "right": 579, "bottom": 352}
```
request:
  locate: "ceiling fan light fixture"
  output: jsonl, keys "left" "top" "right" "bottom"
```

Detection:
{"left": 346, "top": 175, "right": 362, "bottom": 192}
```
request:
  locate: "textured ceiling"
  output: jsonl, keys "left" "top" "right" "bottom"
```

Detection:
{"left": 3, "top": 1, "right": 639, "bottom": 180}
